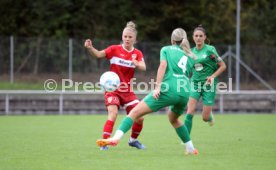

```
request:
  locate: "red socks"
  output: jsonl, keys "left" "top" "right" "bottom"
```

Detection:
{"left": 131, "top": 122, "right": 143, "bottom": 139}
{"left": 126, "top": 105, "right": 144, "bottom": 139}
{"left": 102, "top": 120, "right": 114, "bottom": 139}
{"left": 102, "top": 119, "right": 143, "bottom": 139}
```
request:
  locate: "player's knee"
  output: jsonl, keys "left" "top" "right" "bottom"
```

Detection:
{"left": 172, "top": 120, "right": 182, "bottom": 128}
{"left": 128, "top": 109, "right": 142, "bottom": 122}
{"left": 108, "top": 111, "right": 118, "bottom": 120}
{"left": 136, "top": 116, "right": 144, "bottom": 123}
{"left": 168, "top": 117, "right": 178, "bottom": 126}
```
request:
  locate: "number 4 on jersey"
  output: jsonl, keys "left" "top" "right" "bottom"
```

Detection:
{"left": 178, "top": 56, "right": 188, "bottom": 73}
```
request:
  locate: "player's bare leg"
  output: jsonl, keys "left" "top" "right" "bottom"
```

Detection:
{"left": 202, "top": 105, "right": 214, "bottom": 126}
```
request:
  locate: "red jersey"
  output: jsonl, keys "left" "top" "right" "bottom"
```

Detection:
{"left": 104, "top": 45, "right": 144, "bottom": 92}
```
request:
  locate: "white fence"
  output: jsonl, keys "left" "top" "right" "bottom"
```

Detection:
{"left": 0, "top": 90, "right": 275, "bottom": 115}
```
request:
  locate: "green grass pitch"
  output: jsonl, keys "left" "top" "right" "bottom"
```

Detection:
{"left": 0, "top": 114, "right": 275, "bottom": 170}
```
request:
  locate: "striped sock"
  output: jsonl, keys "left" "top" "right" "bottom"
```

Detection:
{"left": 131, "top": 122, "right": 143, "bottom": 139}
{"left": 102, "top": 120, "right": 114, "bottom": 139}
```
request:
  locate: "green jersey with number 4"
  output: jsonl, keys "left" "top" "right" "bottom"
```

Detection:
{"left": 191, "top": 44, "right": 222, "bottom": 83}
{"left": 160, "top": 45, "right": 194, "bottom": 96}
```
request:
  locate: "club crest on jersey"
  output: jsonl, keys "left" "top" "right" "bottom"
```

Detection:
{"left": 195, "top": 63, "right": 203, "bottom": 71}
{"left": 202, "top": 54, "right": 207, "bottom": 58}
{"left": 132, "top": 54, "right": 137, "bottom": 59}
{"left": 107, "top": 97, "right": 113, "bottom": 103}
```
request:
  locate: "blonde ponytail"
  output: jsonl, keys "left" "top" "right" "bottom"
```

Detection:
{"left": 181, "top": 38, "right": 196, "bottom": 59}
{"left": 171, "top": 28, "right": 196, "bottom": 59}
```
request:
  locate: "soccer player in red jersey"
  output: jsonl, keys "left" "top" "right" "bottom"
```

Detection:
{"left": 84, "top": 21, "right": 146, "bottom": 150}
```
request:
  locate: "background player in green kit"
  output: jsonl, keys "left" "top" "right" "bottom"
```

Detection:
{"left": 97, "top": 28, "right": 198, "bottom": 155}
{"left": 184, "top": 25, "right": 226, "bottom": 134}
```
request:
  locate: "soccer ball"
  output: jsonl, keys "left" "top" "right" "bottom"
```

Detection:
{"left": 99, "top": 71, "right": 120, "bottom": 92}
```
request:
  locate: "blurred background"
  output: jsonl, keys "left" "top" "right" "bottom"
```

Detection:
{"left": 0, "top": 0, "right": 275, "bottom": 114}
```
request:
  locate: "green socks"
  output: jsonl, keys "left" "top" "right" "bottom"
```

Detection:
{"left": 118, "top": 116, "right": 134, "bottom": 133}
{"left": 208, "top": 112, "right": 213, "bottom": 122}
{"left": 175, "top": 125, "right": 191, "bottom": 143}
{"left": 184, "top": 114, "right": 193, "bottom": 134}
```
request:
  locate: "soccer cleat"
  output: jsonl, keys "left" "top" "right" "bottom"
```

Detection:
{"left": 185, "top": 149, "right": 199, "bottom": 155}
{"left": 128, "top": 140, "right": 145, "bottom": 149}
{"left": 96, "top": 138, "right": 119, "bottom": 147}
{"left": 100, "top": 146, "right": 109, "bottom": 150}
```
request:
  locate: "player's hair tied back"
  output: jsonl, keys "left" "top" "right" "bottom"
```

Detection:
{"left": 194, "top": 24, "right": 206, "bottom": 35}
{"left": 125, "top": 21, "right": 137, "bottom": 33}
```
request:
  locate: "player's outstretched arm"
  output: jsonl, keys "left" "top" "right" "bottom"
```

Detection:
{"left": 84, "top": 39, "right": 106, "bottom": 58}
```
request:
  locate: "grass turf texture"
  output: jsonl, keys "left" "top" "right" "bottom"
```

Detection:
{"left": 0, "top": 114, "right": 275, "bottom": 170}
{"left": 0, "top": 82, "right": 45, "bottom": 90}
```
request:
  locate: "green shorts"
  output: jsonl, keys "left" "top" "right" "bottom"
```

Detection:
{"left": 143, "top": 90, "right": 189, "bottom": 115}
{"left": 190, "top": 82, "right": 217, "bottom": 106}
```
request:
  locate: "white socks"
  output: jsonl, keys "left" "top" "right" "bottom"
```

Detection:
{"left": 128, "top": 137, "right": 137, "bottom": 143}
{"left": 112, "top": 130, "right": 124, "bottom": 140}
{"left": 185, "top": 140, "right": 195, "bottom": 152}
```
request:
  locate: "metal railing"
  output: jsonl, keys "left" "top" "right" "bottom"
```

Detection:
{"left": 0, "top": 90, "right": 275, "bottom": 115}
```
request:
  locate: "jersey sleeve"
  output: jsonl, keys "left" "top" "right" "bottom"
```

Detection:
{"left": 104, "top": 45, "right": 115, "bottom": 60}
{"left": 209, "top": 46, "right": 223, "bottom": 63}
{"left": 135, "top": 50, "right": 144, "bottom": 62}
{"left": 160, "top": 47, "right": 167, "bottom": 61}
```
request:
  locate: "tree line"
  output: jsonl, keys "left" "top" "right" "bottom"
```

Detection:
{"left": 0, "top": 0, "right": 275, "bottom": 86}
{"left": 0, "top": 0, "right": 275, "bottom": 46}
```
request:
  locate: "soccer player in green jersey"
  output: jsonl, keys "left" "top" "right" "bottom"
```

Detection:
{"left": 97, "top": 28, "right": 198, "bottom": 155}
{"left": 184, "top": 25, "right": 226, "bottom": 134}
